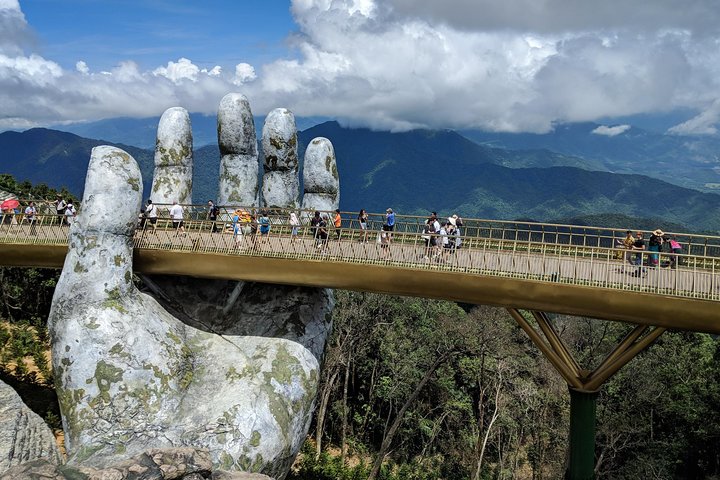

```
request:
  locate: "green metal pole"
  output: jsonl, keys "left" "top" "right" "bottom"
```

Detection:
{"left": 565, "top": 388, "right": 598, "bottom": 480}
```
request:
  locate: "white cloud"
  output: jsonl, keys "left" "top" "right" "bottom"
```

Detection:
{"left": 233, "top": 63, "right": 256, "bottom": 85}
{"left": 202, "top": 65, "right": 222, "bottom": 76}
{"left": 152, "top": 57, "right": 200, "bottom": 83}
{"left": 592, "top": 124, "right": 631, "bottom": 136}
{"left": 1, "top": 0, "right": 720, "bottom": 135}
{"left": 75, "top": 60, "right": 89, "bottom": 75}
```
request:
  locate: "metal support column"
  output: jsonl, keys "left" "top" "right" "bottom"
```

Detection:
{"left": 565, "top": 388, "right": 598, "bottom": 480}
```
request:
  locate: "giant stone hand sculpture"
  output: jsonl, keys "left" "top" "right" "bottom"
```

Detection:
{"left": 48, "top": 93, "right": 339, "bottom": 479}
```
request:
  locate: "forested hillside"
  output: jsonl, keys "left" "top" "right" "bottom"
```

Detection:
{"left": 3, "top": 272, "right": 719, "bottom": 479}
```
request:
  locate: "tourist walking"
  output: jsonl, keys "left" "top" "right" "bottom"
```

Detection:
{"left": 358, "top": 209, "right": 369, "bottom": 243}
{"left": 232, "top": 209, "right": 243, "bottom": 248}
{"left": 259, "top": 211, "right": 271, "bottom": 244}
{"left": 289, "top": 212, "right": 300, "bottom": 242}
{"left": 207, "top": 200, "right": 220, "bottom": 233}
{"left": 333, "top": 209, "right": 342, "bottom": 240}
{"left": 384, "top": 208, "right": 395, "bottom": 243}
{"left": 169, "top": 201, "right": 186, "bottom": 236}
{"left": 648, "top": 229, "right": 664, "bottom": 267}
{"left": 631, "top": 232, "right": 646, "bottom": 277}
{"left": 145, "top": 199, "right": 158, "bottom": 232}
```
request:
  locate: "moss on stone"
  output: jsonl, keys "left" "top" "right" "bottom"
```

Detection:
{"left": 127, "top": 177, "right": 140, "bottom": 192}
{"left": 73, "top": 444, "right": 104, "bottom": 463}
{"left": 219, "top": 451, "right": 235, "bottom": 470}
{"left": 94, "top": 360, "right": 124, "bottom": 403}
{"left": 114, "top": 255, "right": 124, "bottom": 267}
{"left": 250, "top": 430, "right": 261, "bottom": 447}
{"left": 85, "top": 317, "right": 100, "bottom": 330}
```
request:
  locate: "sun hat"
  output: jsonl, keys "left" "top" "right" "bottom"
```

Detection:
{"left": 386, "top": 208, "right": 393, "bottom": 213}
{"left": 448, "top": 216, "right": 457, "bottom": 226}
{"left": 653, "top": 229, "right": 665, "bottom": 236}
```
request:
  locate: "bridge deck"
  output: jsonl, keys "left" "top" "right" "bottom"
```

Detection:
{"left": 3, "top": 215, "right": 719, "bottom": 334}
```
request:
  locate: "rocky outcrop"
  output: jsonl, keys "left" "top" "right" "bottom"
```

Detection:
{"left": 48, "top": 96, "right": 339, "bottom": 479}
{"left": 0, "top": 380, "right": 61, "bottom": 475}
{"left": 0, "top": 447, "right": 274, "bottom": 479}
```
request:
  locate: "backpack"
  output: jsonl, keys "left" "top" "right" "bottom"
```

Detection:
{"left": 211, "top": 205, "right": 220, "bottom": 217}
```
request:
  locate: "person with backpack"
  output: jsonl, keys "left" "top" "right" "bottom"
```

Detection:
{"left": 648, "top": 229, "right": 664, "bottom": 267}
{"left": 259, "top": 210, "right": 271, "bottom": 244}
{"left": 207, "top": 200, "right": 221, "bottom": 233}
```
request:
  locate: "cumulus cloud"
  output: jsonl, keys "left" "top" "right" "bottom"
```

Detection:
{"left": 75, "top": 61, "right": 89, "bottom": 75}
{"left": 0, "top": 0, "right": 33, "bottom": 55}
{"left": 233, "top": 63, "right": 257, "bottom": 85}
{"left": 1, "top": 0, "right": 720, "bottom": 134}
{"left": 592, "top": 125, "right": 631, "bottom": 136}
{"left": 152, "top": 57, "right": 200, "bottom": 83}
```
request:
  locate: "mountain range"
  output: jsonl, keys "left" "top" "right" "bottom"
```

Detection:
{"left": 1, "top": 121, "right": 720, "bottom": 232}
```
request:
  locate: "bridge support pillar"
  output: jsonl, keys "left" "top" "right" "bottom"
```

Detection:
{"left": 566, "top": 388, "right": 598, "bottom": 480}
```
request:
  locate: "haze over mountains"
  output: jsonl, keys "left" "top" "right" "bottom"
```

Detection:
{"left": 2, "top": 118, "right": 720, "bottom": 232}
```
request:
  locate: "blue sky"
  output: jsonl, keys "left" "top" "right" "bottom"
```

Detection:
{"left": 2, "top": 0, "right": 720, "bottom": 135}
{"left": 21, "top": 0, "right": 298, "bottom": 71}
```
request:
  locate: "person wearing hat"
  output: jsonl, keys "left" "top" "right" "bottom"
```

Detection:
{"left": 648, "top": 229, "right": 664, "bottom": 266}
{"left": 384, "top": 208, "right": 395, "bottom": 243}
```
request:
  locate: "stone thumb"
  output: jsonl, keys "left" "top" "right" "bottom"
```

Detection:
{"left": 56, "top": 146, "right": 142, "bottom": 304}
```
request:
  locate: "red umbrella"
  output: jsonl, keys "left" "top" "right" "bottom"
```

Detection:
{"left": 0, "top": 198, "right": 19, "bottom": 210}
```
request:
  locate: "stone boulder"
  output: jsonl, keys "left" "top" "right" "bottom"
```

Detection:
{"left": 0, "top": 447, "right": 274, "bottom": 479}
{"left": 0, "top": 379, "right": 61, "bottom": 475}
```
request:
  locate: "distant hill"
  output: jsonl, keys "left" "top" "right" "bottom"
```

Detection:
{"left": 2, "top": 125, "right": 720, "bottom": 232}
{"left": 0, "top": 128, "right": 154, "bottom": 195}
{"left": 294, "top": 122, "right": 720, "bottom": 231}
{"left": 460, "top": 122, "right": 720, "bottom": 193}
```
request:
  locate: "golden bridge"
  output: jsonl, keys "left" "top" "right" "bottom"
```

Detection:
{"left": 2, "top": 205, "right": 719, "bottom": 479}
{"left": 3, "top": 206, "right": 718, "bottom": 333}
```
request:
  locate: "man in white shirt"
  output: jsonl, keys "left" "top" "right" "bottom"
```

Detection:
{"left": 169, "top": 201, "right": 186, "bottom": 236}
{"left": 145, "top": 199, "right": 158, "bottom": 231}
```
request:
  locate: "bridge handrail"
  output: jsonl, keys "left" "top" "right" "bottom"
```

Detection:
{"left": 6, "top": 201, "right": 720, "bottom": 251}
{"left": 2, "top": 214, "right": 718, "bottom": 303}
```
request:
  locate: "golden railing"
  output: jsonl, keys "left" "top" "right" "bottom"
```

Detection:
{"left": 1, "top": 208, "right": 719, "bottom": 303}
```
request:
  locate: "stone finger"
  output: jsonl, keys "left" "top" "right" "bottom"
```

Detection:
{"left": 217, "top": 93, "right": 259, "bottom": 207}
{"left": 301, "top": 137, "right": 339, "bottom": 212}
{"left": 150, "top": 107, "right": 193, "bottom": 205}
{"left": 261, "top": 108, "right": 299, "bottom": 208}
